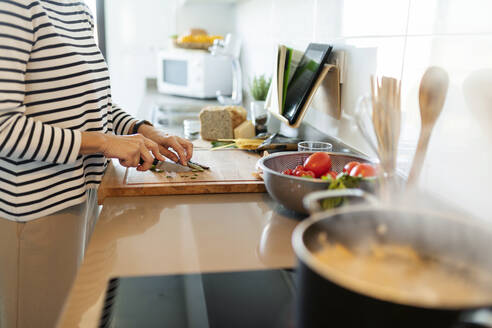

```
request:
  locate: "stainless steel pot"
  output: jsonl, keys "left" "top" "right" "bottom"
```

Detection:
{"left": 292, "top": 190, "right": 492, "bottom": 328}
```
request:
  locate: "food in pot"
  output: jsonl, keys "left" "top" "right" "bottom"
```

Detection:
{"left": 314, "top": 242, "right": 492, "bottom": 307}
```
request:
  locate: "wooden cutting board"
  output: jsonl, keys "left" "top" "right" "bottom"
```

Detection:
{"left": 97, "top": 149, "right": 265, "bottom": 204}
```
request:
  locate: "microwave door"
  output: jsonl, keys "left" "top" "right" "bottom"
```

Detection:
{"left": 162, "top": 59, "right": 188, "bottom": 87}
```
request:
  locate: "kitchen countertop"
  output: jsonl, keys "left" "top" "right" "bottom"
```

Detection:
{"left": 57, "top": 192, "right": 301, "bottom": 328}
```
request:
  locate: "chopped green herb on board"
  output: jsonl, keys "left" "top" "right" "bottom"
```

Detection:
{"left": 211, "top": 141, "right": 236, "bottom": 149}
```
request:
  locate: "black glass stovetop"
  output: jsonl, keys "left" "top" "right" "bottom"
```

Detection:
{"left": 99, "top": 269, "right": 296, "bottom": 328}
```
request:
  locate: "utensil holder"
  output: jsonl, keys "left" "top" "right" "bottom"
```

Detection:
{"left": 267, "top": 63, "right": 342, "bottom": 129}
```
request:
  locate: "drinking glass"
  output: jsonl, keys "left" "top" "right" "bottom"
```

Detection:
{"left": 297, "top": 141, "right": 333, "bottom": 152}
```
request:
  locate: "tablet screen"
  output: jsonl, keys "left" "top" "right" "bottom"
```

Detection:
{"left": 283, "top": 44, "right": 333, "bottom": 124}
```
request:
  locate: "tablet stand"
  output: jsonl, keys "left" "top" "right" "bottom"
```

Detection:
{"left": 268, "top": 63, "right": 342, "bottom": 129}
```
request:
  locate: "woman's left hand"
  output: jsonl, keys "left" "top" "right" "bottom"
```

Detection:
{"left": 137, "top": 125, "right": 193, "bottom": 165}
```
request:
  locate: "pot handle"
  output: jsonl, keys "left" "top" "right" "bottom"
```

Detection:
{"left": 455, "top": 308, "right": 492, "bottom": 328}
{"left": 303, "top": 188, "right": 379, "bottom": 214}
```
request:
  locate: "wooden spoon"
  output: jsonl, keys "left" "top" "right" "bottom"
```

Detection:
{"left": 407, "top": 67, "right": 449, "bottom": 188}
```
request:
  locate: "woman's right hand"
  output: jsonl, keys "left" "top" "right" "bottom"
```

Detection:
{"left": 80, "top": 132, "right": 166, "bottom": 171}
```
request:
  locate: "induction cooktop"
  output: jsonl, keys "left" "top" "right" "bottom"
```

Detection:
{"left": 99, "top": 269, "right": 296, "bottom": 328}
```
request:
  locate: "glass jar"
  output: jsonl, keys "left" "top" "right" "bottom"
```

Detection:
{"left": 250, "top": 100, "right": 268, "bottom": 134}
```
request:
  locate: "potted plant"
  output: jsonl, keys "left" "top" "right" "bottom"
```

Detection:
{"left": 250, "top": 74, "right": 272, "bottom": 133}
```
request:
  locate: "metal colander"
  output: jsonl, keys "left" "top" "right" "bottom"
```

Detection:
{"left": 257, "top": 151, "right": 374, "bottom": 215}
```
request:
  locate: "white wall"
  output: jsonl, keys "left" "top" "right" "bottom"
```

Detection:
{"left": 105, "top": 0, "right": 177, "bottom": 114}
{"left": 104, "top": 0, "right": 235, "bottom": 115}
{"left": 176, "top": 3, "right": 236, "bottom": 36}
{"left": 236, "top": 0, "right": 492, "bottom": 220}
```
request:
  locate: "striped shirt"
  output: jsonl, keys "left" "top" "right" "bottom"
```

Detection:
{"left": 0, "top": 0, "right": 138, "bottom": 221}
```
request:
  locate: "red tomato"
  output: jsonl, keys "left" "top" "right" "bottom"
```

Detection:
{"left": 343, "top": 161, "right": 360, "bottom": 174}
{"left": 294, "top": 165, "right": 304, "bottom": 171}
{"left": 282, "top": 169, "right": 293, "bottom": 175}
{"left": 350, "top": 163, "right": 376, "bottom": 177}
{"left": 303, "top": 152, "right": 332, "bottom": 178}
{"left": 292, "top": 165, "right": 305, "bottom": 176}
{"left": 294, "top": 169, "right": 306, "bottom": 177}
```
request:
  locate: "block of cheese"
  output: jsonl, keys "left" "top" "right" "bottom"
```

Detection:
{"left": 199, "top": 106, "right": 247, "bottom": 140}
{"left": 234, "top": 120, "right": 255, "bottom": 139}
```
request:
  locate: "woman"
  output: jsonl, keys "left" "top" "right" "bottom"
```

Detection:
{"left": 0, "top": 1, "right": 192, "bottom": 327}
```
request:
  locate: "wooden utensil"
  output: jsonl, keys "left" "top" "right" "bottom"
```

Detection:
{"left": 371, "top": 76, "right": 401, "bottom": 177}
{"left": 407, "top": 66, "right": 449, "bottom": 188}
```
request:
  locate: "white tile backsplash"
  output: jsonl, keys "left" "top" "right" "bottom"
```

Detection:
{"left": 408, "top": 0, "right": 492, "bottom": 35}
{"left": 270, "top": 0, "right": 315, "bottom": 45}
{"left": 176, "top": 3, "right": 236, "bottom": 35}
{"left": 334, "top": 0, "right": 410, "bottom": 37}
{"left": 236, "top": 0, "right": 492, "bottom": 220}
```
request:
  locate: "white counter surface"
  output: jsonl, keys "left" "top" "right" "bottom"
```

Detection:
{"left": 57, "top": 193, "right": 300, "bottom": 327}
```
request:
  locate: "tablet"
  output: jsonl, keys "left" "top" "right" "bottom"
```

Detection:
{"left": 282, "top": 43, "right": 333, "bottom": 125}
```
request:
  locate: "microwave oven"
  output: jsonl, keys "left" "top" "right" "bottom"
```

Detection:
{"left": 157, "top": 49, "right": 232, "bottom": 99}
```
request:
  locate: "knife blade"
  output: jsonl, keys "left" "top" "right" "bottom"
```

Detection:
{"left": 153, "top": 159, "right": 191, "bottom": 172}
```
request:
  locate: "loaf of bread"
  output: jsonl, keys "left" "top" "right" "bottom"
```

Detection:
{"left": 199, "top": 106, "right": 247, "bottom": 140}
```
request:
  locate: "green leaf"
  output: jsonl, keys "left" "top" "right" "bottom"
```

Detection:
{"left": 211, "top": 141, "right": 236, "bottom": 149}
{"left": 320, "top": 174, "right": 363, "bottom": 210}
{"left": 250, "top": 74, "right": 272, "bottom": 101}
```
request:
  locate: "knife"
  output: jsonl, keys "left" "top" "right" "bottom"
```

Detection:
{"left": 152, "top": 159, "right": 191, "bottom": 172}
{"left": 138, "top": 157, "right": 192, "bottom": 172}
{"left": 141, "top": 158, "right": 209, "bottom": 172}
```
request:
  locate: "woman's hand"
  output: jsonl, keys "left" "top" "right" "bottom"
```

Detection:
{"left": 137, "top": 125, "right": 193, "bottom": 165}
{"left": 80, "top": 132, "right": 166, "bottom": 171}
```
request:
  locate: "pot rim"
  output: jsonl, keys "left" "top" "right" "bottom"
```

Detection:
{"left": 292, "top": 203, "right": 492, "bottom": 310}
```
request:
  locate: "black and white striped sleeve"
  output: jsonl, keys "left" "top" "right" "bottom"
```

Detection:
{"left": 0, "top": 0, "right": 81, "bottom": 164}
{"left": 110, "top": 103, "right": 138, "bottom": 135}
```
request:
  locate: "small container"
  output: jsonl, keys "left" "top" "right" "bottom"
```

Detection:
{"left": 250, "top": 100, "right": 268, "bottom": 134}
{"left": 297, "top": 141, "right": 333, "bottom": 152}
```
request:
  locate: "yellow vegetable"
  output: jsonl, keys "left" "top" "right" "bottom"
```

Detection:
{"left": 235, "top": 138, "right": 263, "bottom": 150}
